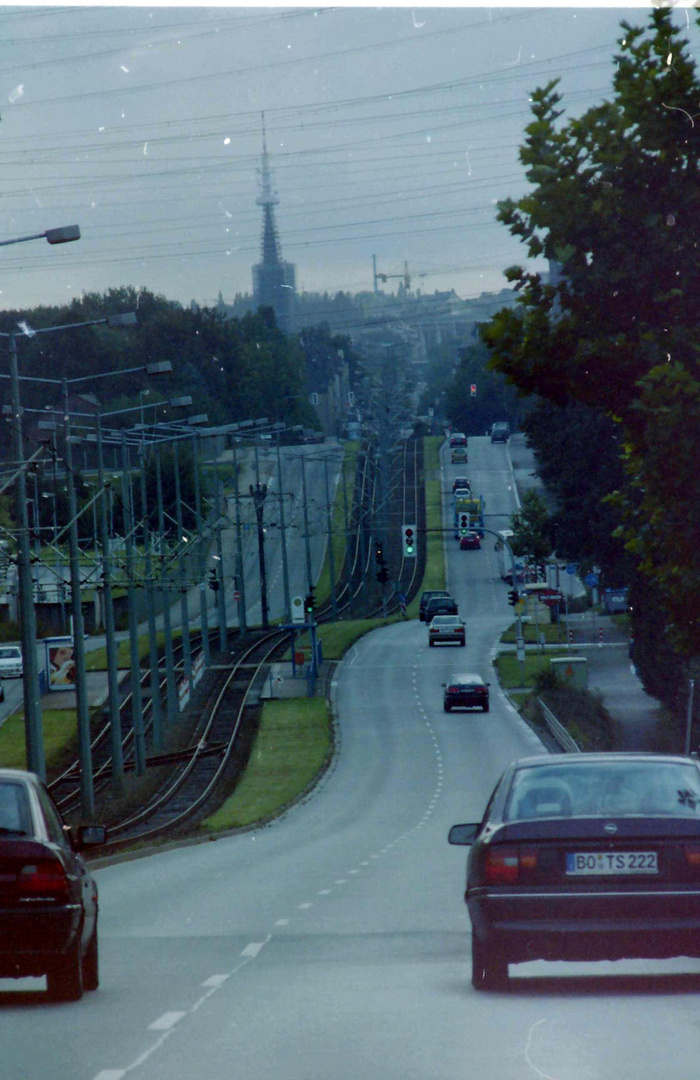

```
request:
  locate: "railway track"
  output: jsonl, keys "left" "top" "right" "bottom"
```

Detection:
{"left": 57, "top": 434, "right": 424, "bottom": 846}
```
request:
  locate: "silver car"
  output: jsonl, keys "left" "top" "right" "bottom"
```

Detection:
{"left": 428, "top": 615, "right": 466, "bottom": 647}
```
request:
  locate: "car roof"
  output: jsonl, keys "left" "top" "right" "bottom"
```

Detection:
{"left": 449, "top": 674, "right": 484, "bottom": 684}
{"left": 511, "top": 752, "right": 698, "bottom": 770}
{"left": 0, "top": 768, "right": 38, "bottom": 783}
{"left": 431, "top": 615, "right": 461, "bottom": 623}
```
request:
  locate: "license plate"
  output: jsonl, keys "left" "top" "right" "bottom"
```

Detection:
{"left": 566, "top": 851, "right": 658, "bottom": 875}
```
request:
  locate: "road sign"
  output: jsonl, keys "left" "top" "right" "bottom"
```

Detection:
{"left": 291, "top": 595, "right": 305, "bottom": 623}
{"left": 233, "top": 589, "right": 240, "bottom": 603}
{"left": 585, "top": 572, "right": 598, "bottom": 587}
{"left": 566, "top": 564, "right": 579, "bottom": 575}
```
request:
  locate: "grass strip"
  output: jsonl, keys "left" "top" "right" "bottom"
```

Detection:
{"left": 0, "top": 709, "right": 78, "bottom": 770}
{"left": 285, "top": 615, "right": 400, "bottom": 662}
{"left": 500, "top": 620, "right": 566, "bottom": 645}
{"left": 201, "top": 698, "right": 331, "bottom": 830}
{"left": 494, "top": 649, "right": 570, "bottom": 690}
{"left": 407, "top": 436, "right": 445, "bottom": 618}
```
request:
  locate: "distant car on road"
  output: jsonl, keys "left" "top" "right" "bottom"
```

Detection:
{"left": 443, "top": 674, "right": 489, "bottom": 712}
{"left": 459, "top": 532, "right": 481, "bottom": 550}
{"left": 451, "top": 446, "right": 468, "bottom": 464}
{"left": 452, "top": 476, "right": 471, "bottom": 493}
{"left": 449, "top": 752, "right": 700, "bottom": 990}
{"left": 490, "top": 422, "right": 510, "bottom": 443}
{"left": 424, "top": 595, "right": 459, "bottom": 620}
{"left": 428, "top": 615, "right": 465, "bottom": 647}
{"left": 0, "top": 646, "right": 23, "bottom": 679}
{"left": 419, "top": 590, "right": 451, "bottom": 622}
{"left": 0, "top": 768, "right": 106, "bottom": 1000}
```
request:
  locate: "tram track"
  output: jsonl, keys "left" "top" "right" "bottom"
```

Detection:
{"left": 58, "top": 434, "right": 423, "bottom": 847}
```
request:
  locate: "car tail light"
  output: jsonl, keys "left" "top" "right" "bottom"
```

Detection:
{"left": 484, "top": 846, "right": 520, "bottom": 884}
{"left": 483, "top": 845, "right": 538, "bottom": 884}
{"left": 17, "top": 859, "right": 70, "bottom": 901}
{"left": 684, "top": 844, "right": 700, "bottom": 872}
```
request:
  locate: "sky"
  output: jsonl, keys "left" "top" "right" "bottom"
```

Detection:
{"left": 0, "top": 2, "right": 697, "bottom": 312}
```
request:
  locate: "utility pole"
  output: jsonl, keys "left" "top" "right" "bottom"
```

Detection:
{"left": 139, "top": 448, "right": 163, "bottom": 751}
{"left": 275, "top": 435, "right": 292, "bottom": 624}
{"left": 95, "top": 417, "right": 124, "bottom": 789}
{"left": 9, "top": 333, "right": 45, "bottom": 779}
{"left": 250, "top": 481, "right": 269, "bottom": 629}
{"left": 173, "top": 441, "right": 193, "bottom": 694}
{"left": 300, "top": 452, "right": 313, "bottom": 592}
{"left": 231, "top": 440, "right": 247, "bottom": 637}
{"left": 121, "top": 433, "right": 146, "bottom": 777}
{"left": 155, "top": 446, "right": 179, "bottom": 727}
{"left": 323, "top": 457, "right": 338, "bottom": 620}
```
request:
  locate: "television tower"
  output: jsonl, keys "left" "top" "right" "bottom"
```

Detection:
{"left": 252, "top": 112, "right": 296, "bottom": 334}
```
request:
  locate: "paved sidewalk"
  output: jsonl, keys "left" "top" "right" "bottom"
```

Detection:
{"left": 507, "top": 434, "right": 666, "bottom": 750}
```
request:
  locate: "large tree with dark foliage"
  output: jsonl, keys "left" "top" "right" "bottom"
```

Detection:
{"left": 482, "top": 9, "right": 700, "bottom": 694}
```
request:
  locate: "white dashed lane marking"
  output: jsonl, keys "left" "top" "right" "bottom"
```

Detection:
{"left": 240, "top": 942, "right": 266, "bottom": 958}
{"left": 148, "top": 1012, "right": 186, "bottom": 1031}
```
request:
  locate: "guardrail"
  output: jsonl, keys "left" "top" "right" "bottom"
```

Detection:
{"left": 537, "top": 697, "right": 581, "bottom": 753}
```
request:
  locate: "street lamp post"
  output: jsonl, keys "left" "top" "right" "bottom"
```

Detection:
{"left": 0, "top": 222, "right": 80, "bottom": 776}
{"left": 8, "top": 332, "right": 45, "bottom": 778}
{"left": 62, "top": 380, "right": 95, "bottom": 815}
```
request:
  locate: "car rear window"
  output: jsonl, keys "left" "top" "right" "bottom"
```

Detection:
{"left": 0, "top": 782, "right": 31, "bottom": 834}
{"left": 0, "top": 648, "right": 20, "bottom": 660}
{"left": 505, "top": 762, "right": 700, "bottom": 820}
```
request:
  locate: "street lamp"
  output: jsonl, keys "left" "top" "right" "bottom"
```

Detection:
{"left": 0, "top": 225, "right": 80, "bottom": 249}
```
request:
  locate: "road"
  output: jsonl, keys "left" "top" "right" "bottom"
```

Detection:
{"left": 2, "top": 437, "right": 700, "bottom": 1079}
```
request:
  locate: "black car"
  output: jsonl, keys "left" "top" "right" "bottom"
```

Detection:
{"left": 449, "top": 753, "right": 700, "bottom": 990}
{"left": 443, "top": 674, "right": 489, "bottom": 712}
{"left": 0, "top": 768, "right": 106, "bottom": 1001}
{"left": 419, "top": 590, "right": 451, "bottom": 622}
{"left": 490, "top": 422, "right": 510, "bottom": 443}
{"left": 423, "top": 594, "right": 458, "bottom": 620}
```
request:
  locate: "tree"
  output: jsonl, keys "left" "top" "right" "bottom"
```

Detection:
{"left": 509, "top": 489, "right": 554, "bottom": 566}
{"left": 482, "top": 8, "right": 700, "bottom": 662}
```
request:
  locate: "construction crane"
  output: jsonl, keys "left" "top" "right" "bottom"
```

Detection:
{"left": 372, "top": 256, "right": 429, "bottom": 294}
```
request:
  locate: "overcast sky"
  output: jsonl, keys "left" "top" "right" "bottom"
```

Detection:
{"left": 0, "top": 3, "right": 696, "bottom": 312}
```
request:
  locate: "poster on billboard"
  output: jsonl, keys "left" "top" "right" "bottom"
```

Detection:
{"left": 44, "top": 636, "right": 77, "bottom": 691}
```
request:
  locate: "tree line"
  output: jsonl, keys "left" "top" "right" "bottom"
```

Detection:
{"left": 480, "top": 8, "right": 700, "bottom": 722}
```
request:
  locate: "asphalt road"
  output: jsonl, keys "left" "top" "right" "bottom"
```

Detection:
{"left": 2, "top": 437, "right": 700, "bottom": 1079}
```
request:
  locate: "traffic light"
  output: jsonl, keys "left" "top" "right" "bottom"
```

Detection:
{"left": 304, "top": 588, "right": 316, "bottom": 617}
{"left": 208, "top": 568, "right": 219, "bottom": 592}
{"left": 470, "top": 384, "right": 477, "bottom": 397}
{"left": 402, "top": 523, "right": 417, "bottom": 558}
{"left": 459, "top": 513, "right": 469, "bottom": 536}
{"left": 374, "top": 539, "right": 385, "bottom": 564}
{"left": 508, "top": 588, "right": 519, "bottom": 607}
{"left": 376, "top": 565, "right": 389, "bottom": 585}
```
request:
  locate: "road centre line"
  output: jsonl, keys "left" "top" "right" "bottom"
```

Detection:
{"left": 148, "top": 1012, "right": 186, "bottom": 1031}
{"left": 240, "top": 941, "right": 267, "bottom": 958}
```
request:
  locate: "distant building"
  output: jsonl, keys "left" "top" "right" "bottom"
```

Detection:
{"left": 251, "top": 114, "right": 296, "bottom": 335}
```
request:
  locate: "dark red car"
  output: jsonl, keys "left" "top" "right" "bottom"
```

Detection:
{"left": 459, "top": 532, "right": 481, "bottom": 550}
{"left": 449, "top": 753, "right": 700, "bottom": 990}
{"left": 443, "top": 674, "right": 490, "bottom": 712}
{"left": 0, "top": 768, "right": 106, "bottom": 1001}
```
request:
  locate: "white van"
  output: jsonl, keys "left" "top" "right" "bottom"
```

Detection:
{"left": 0, "top": 646, "right": 23, "bottom": 678}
